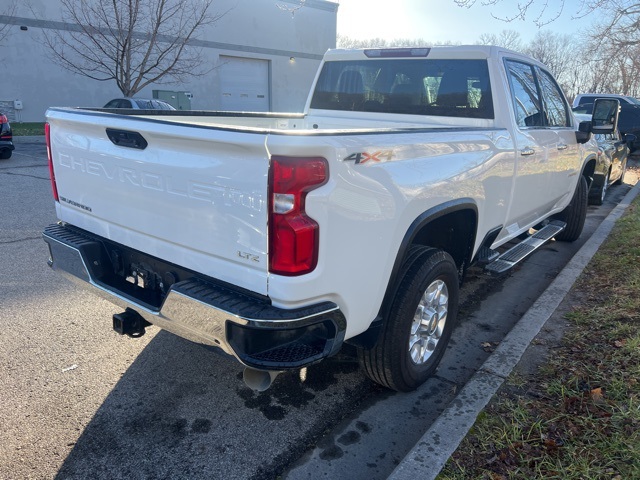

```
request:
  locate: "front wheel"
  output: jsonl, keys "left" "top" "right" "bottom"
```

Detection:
{"left": 589, "top": 170, "right": 609, "bottom": 206}
{"left": 614, "top": 159, "right": 627, "bottom": 185}
{"left": 358, "top": 247, "right": 459, "bottom": 392}
{"left": 554, "top": 175, "right": 588, "bottom": 242}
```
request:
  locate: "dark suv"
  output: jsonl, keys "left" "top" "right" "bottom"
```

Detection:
{"left": 0, "top": 113, "right": 15, "bottom": 160}
{"left": 573, "top": 94, "right": 640, "bottom": 152}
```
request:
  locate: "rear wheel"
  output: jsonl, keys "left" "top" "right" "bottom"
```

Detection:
{"left": 555, "top": 175, "right": 588, "bottom": 242}
{"left": 0, "top": 149, "right": 11, "bottom": 160}
{"left": 358, "top": 247, "right": 459, "bottom": 392}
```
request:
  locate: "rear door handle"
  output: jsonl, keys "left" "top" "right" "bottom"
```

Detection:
{"left": 557, "top": 144, "right": 568, "bottom": 151}
{"left": 520, "top": 147, "right": 535, "bottom": 156}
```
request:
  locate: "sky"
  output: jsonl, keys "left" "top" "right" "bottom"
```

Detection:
{"left": 336, "top": 0, "right": 595, "bottom": 45}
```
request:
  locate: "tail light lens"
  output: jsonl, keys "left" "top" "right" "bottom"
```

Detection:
{"left": 45, "top": 123, "right": 59, "bottom": 201}
{"left": 0, "top": 114, "right": 10, "bottom": 139}
{"left": 269, "top": 156, "right": 328, "bottom": 276}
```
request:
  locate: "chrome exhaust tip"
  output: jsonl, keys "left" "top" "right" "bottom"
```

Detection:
{"left": 242, "top": 368, "right": 281, "bottom": 392}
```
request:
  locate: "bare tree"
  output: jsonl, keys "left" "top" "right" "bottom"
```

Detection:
{"left": 456, "top": 0, "right": 640, "bottom": 96}
{"left": 0, "top": 3, "right": 18, "bottom": 46}
{"left": 453, "top": 0, "right": 586, "bottom": 27}
{"left": 580, "top": 40, "right": 640, "bottom": 95}
{"left": 589, "top": 3, "right": 640, "bottom": 50}
{"left": 525, "top": 31, "right": 577, "bottom": 79}
{"left": 276, "top": 0, "right": 306, "bottom": 17}
{"left": 455, "top": 0, "right": 640, "bottom": 41}
{"left": 476, "top": 30, "right": 523, "bottom": 51}
{"left": 337, "top": 35, "right": 391, "bottom": 49}
{"left": 523, "top": 31, "right": 583, "bottom": 98}
{"left": 42, "top": 0, "right": 223, "bottom": 97}
{"left": 454, "top": 0, "right": 594, "bottom": 26}
{"left": 337, "top": 35, "right": 459, "bottom": 49}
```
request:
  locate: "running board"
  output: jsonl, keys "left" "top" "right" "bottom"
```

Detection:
{"left": 484, "top": 220, "right": 566, "bottom": 275}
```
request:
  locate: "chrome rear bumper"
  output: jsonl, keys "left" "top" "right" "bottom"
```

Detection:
{"left": 43, "top": 223, "right": 346, "bottom": 370}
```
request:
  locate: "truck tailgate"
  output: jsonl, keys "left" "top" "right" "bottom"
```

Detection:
{"left": 46, "top": 109, "right": 270, "bottom": 295}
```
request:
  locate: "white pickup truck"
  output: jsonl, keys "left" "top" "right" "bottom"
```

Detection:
{"left": 43, "top": 46, "right": 612, "bottom": 392}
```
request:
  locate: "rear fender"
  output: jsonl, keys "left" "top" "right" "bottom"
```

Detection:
{"left": 347, "top": 199, "right": 477, "bottom": 349}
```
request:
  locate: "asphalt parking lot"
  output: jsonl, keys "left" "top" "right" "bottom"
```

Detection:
{"left": 1, "top": 137, "right": 637, "bottom": 479}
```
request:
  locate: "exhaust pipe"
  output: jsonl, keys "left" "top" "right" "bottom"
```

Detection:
{"left": 243, "top": 368, "right": 281, "bottom": 392}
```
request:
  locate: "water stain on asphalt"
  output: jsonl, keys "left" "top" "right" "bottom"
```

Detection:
{"left": 337, "top": 430, "right": 360, "bottom": 445}
{"left": 419, "top": 384, "right": 442, "bottom": 400}
{"left": 355, "top": 421, "right": 371, "bottom": 433}
{"left": 319, "top": 444, "right": 344, "bottom": 461}
{"left": 190, "top": 418, "right": 212, "bottom": 433}
{"left": 125, "top": 413, "right": 214, "bottom": 440}
{"left": 172, "top": 418, "right": 188, "bottom": 436}
{"left": 235, "top": 354, "right": 362, "bottom": 420}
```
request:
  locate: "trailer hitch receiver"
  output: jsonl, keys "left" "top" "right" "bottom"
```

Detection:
{"left": 113, "top": 308, "right": 151, "bottom": 338}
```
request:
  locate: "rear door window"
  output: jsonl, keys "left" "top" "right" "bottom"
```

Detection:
{"left": 536, "top": 68, "right": 570, "bottom": 127}
{"left": 134, "top": 99, "right": 154, "bottom": 109}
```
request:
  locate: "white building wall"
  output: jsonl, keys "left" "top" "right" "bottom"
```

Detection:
{"left": 0, "top": 0, "right": 337, "bottom": 122}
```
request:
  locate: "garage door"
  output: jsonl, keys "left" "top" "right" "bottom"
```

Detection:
{"left": 219, "top": 56, "right": 270, "bottom": 112}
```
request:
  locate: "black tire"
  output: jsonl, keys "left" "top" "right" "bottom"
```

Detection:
{"left": 589, "top": 170, "right": 609, "bottom": 206}
{"left": 358, "top": 247, "right": 459, "bottom": 392}
{"left": 0, "top": 149, "right": 11, "bottom": 160}
{"left": 614, "top": 159, "right": 627, "bottom": 185}
{"left": 554, "top": 175, "right": 588, "bottom": 242}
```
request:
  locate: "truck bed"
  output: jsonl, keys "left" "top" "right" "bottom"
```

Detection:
{"left": 89, "top": 106, "right": 495, "bottom": 132}
{"left": 46, "top": 106, "right": 509, "bottom": 315}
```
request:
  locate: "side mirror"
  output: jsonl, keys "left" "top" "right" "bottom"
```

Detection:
{"left": 576, "top": 120, "right": 592, "bottom": 144}
{"left": 592, "top": 98, "right": 620, "bottom": 135}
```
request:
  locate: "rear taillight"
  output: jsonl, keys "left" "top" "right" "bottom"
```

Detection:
{"left": 0, "top": 114, "right": 10, "bottom": 139}
{"left": 45, "top": 123, "right": 59, "bottom": 201}
{"left": 269, "top": 156, "right": 328, "bottom": 276}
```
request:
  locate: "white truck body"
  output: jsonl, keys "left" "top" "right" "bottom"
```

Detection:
{"left": 43, "top": 46, "right": 599, "bottom": 391}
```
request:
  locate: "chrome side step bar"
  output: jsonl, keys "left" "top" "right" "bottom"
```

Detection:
{"left": 484, "top": 220, "right": 566, "bottom": 275}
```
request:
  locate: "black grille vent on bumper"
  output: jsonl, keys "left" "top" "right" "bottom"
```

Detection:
{"left": 251, "top": 344, "right": 324, "bottom": 364}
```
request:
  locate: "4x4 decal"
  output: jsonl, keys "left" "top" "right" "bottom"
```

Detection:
{"left": 344, "top": 150, "right": 395, "bottom": 164}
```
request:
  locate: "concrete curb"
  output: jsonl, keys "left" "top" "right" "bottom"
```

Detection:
{"left": 389, "top": 179, "right": 640, "bottom": 480}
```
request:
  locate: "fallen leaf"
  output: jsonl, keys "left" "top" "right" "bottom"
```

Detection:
{"left": 544, "top": 438, "right": 563, "bottom": 450}
{"left": 589, "top": 387, "right": 604, "bottom": 403}
{"left": 481, "top": 341, "right": 499, "bottom": 352}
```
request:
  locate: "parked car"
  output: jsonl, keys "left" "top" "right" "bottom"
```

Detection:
{"left": 572, "top": 93, "right": 640, "bottom": 109}
{"left": 0, "top": 113, "right": 15, "bottom": 160}
{"left": 103, "top": 98, "right": 176, "bottom": 110}
{"left": 573, "top": 93, "right": 640, "bottom": 152}
{"left": 575, "top": 112, "right": 634, "bottom": 205}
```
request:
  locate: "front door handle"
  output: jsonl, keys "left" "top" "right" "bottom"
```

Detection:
{"left": 557, "top": 144, "right": 568, "bottom": 151}
{"left": 521, "top": 147, "right": 535, "bottom": 156}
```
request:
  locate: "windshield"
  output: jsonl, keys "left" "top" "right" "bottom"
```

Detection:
{"left": 310, "top": 59, "right": 493, "bottom": 119}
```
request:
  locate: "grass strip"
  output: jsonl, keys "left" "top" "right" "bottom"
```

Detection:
{"left": 439, "top": 197, "right": 640, "bottom": 480}
{"left": 11, "top": 122, "right": 45, "bottom": 136}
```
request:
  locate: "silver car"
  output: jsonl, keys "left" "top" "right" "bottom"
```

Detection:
{"left": 103, "top": 98, "right": 176, "bottom": 110}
